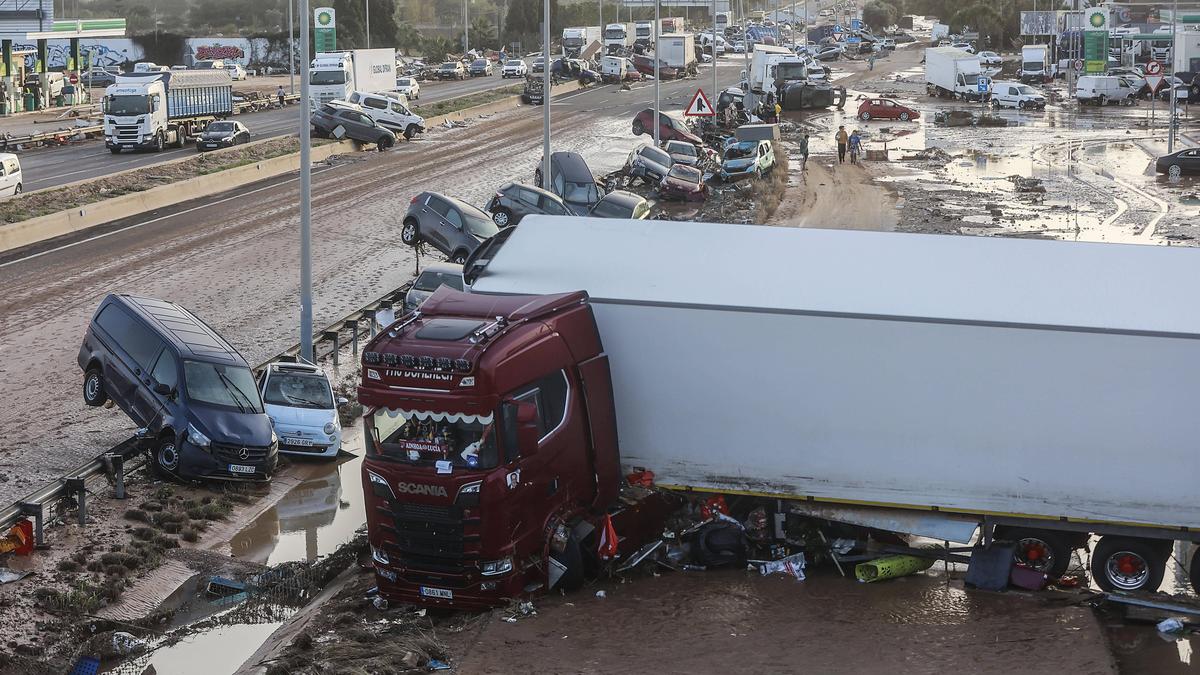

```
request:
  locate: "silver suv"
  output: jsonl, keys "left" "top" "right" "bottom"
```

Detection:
{"left": 402, "top": 192, "right": 501, "bottom": 264}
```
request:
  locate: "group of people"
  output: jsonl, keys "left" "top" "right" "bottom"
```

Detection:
{"left": 834, "top": 125, "right": 863, "bottom": 165}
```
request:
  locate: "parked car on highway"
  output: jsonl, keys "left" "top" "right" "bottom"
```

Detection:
{"left": 83, "top": 68, "right": 122, "bottom": 86}
{"left": 532, "top": 57, "right": 546, "bottom": 73}
{"left": 260, "top": 360, "right": 345, "bottom": 459}
{"left": 438, "top": 61, "right": 467, "bottom": 80}
{"left": 0, "top": 153, "right": 22, "bottom": 197}
{"left": 659, "top": 164, "right": 707, "bottom": 201}
{"left": 814, "top": 45, "right": 843, "bottom": 61}
{"left": 976, "top": 50, "right": 1002, "bottom": 66}
{"left": 393, "top": 76, "right": 421, "bottom": 99}
{"left": 224, "top": 63, "right": 248, "bottom": 81}
{"left": 1156, "top": 147, "right": 1200, "bottom": 178}
{"left": 502, "top": 59, "right": 528, "bottom": 78}
{"left": 857, "top": 98, "right": 919, "bottom": 121}
{"left": 404, "top": 262, "right": 465, "bottom": 312}
{"left": 625, "top": 143, "right": 673, "bottom": 184}
{"left": 588, "top": 190, "right": 651, "bottom": 219}
{"left": 344, "top": 91, "right": 426, "bottom": 139}
{"left": 310, "top": 103, "right": 397, "bottom": 149}
{"left": 469, "top": 58, "right": 493, "bottom": 76}
{"left": 402, "top": 192, "right": 500, "bottom": 263}
{"left": 663, "top": 139, "right": 710, "bottom": 167}
{"left": 486, "top": 182, "right": 571, "bottom": 226}
{"left": 990, "top": 81, "right": 1046, "bottom": 110}
{"left": 720, "top": 139, "right": 775, "bottom": 181}
{"left": 631, "top": 108, "right": 703, "bottom": 145}
{"left": 196, "top": 120, "right": 251, "bottom": 151}
{"left": 950, "top": 42, "right": 975, "bottom": 54}
{"left": 79, "top": 293, "right": 278, "bottom": 481}
{"left": 535, "top": 151, "right": 604, "bottom": 215}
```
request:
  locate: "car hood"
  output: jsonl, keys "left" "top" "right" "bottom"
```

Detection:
{"left": 190, "top": 405, "right": 275, "bottom": 446}
{"left": 663, "top": 176, "right": 701, "bottom": 191}
{"left": 722, "top": 157, "right": 755, "bottom": 171}
{"left": 201, "top": 132, "right": 233, "bottom": 140}
{"left": 265, "top": 402, "right": 337, "bottom": 428}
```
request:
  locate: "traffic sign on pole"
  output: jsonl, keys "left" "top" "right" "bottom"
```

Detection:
{"left": 977, "top": 76, "right": 991, "bottom": 93}
{"left": 1146, "top": 60, "right": 1163, "bottom": 75}
{"left": 1073, "top": 59, "right": 1084, "bottom": 72}
{"left": 1146, "top": 74, "right": 1164, "bottom": 93}
{"left": 685, "top": 88, "right": 716, "bottom": 116}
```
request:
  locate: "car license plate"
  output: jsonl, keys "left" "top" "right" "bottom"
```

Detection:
{"left": 204, "top": 143, "right": 218, "bottom": 147}
{"left": 420, "top": 586, "right": 453, "bottom": 600}
{"left": 282, "top": 437, "right": 314, "bottom": 447}
{"left": 228, "top": 464, "right": 256, "bottom": 474}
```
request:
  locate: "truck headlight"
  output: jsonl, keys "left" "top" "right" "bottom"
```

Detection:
{"left": 186, "top": 423, "right": 211, "bottom": 449}
{"left": 481, "top": 557, "right": 513, "bottom": 576}
{"left": 367, "top": 469, "right": 396, "bottom": 499}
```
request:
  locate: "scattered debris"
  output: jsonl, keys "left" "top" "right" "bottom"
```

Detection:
{"left": 756, "top": 552, "right": 807, "bottom": 581}
{"left": 1157, "top": 618, "right": 1186, "bottom": 635}
{"left": 1007, "top": 175, "right": 1046, "bottom": 193}
{"left": 110, "top": 631, "right": 147, "bottom": 656}
{"left": 855, "top": 554, "right": 935, "bottom": 583}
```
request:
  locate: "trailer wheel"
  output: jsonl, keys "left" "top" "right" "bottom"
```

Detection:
{"left": 1092, "top": 536, "right": 1167, "bottom": 592}
{"left": 997, "top": 527, "right": 1074, "bottom": 579}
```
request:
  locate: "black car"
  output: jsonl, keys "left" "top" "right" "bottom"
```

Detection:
{"left": 1156, "top": 148, "right": 1200, "bottom": 178}
{"left": 78, "top": 294, "right": 278, "bottom": 481}
{"left": 196, "top": 120, "right": 250, "bottom": 152}
{"left": 402, "top": 192, "right": 500, "bottom": 263}
{"left": 588, "top": 190, "right": 651, "bottom": 219}
{"left": 534, "top": 151, "right": 604, "bottom": 216}
{"left": 486, "top": 182, "right": 571, "bottom": 226}
{"left": 310, "top": 103, "right": 397, "bottom": 150}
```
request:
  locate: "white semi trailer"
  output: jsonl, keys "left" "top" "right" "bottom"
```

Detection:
{"left": 466, "top": 217, "right": 1200, "bottom": 594}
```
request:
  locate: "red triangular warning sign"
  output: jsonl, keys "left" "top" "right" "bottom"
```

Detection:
{"left": 684, "top": 88, "right": 715, "bottom": 116}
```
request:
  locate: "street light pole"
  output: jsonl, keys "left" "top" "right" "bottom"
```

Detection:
{"left": 288, "top": 0, "right": 295, "bottom": 93}
{"left": 1168, "top": 0, "right": 1178, "bottom": 153}
{"left": 465, "top": 0, "right": 471, "bottom": 54}
{"left": 543, "top": 0, "right": 550, "bottom": 187}
{"left": 654, "top": 0, "right": 660, "bottom": 144}
{"left": 366, "top": 0, "right": 371, "bottom": 48}
{"left": 712, "top": 0, "right": 717, "bottom": 102}
{"left": 299, "top": 0, "right": 313, "bottom": 362}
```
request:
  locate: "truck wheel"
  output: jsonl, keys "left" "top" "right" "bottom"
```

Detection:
{"left": 154, "top": 132, "right": 164, "bottom": 152}
{"left": 997, "top": 527, "right": 1074, "bottom": 579}
{"left": 1098, "top": 95, "right": 1107, "bottom": 106}
{"left": 401, "top": 218, "right": 420, "bottom": 246}
{"left": 551, "top": 534, "right": 585, "bottom": 592}
{"left": 83, "top": 368, "right": 108, "bottom": 406}
{"left": 1092, "top": 536, "right": 1167, "bottom": 592}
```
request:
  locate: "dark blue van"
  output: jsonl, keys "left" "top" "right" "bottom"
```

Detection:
{"left": 78, "top": 294, "right": 278, "bottom": 481}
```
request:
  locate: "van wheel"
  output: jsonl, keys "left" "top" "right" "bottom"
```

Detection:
{"left": 450, "top": 251, "right": 468, "bottom": 265}
{"left": 401, "top": 218, "right": 419, "bottom": 246}
{"left": 83, "top": 368, "right": 108, "bottom": 406}
{"left": 404, "top": 124, "right": 418, "bottom": 140}
{"left": 1092, "top": 536, "right": 1168, "bottom": 592}
{"left": 13, "top": 183, "right": 21, "bottom": 195}
{"left": 1018, "top": 100, "right": 1027, "bottom": 110}
{"left": 153, "top": 436, "right": 181, "bottom": 479}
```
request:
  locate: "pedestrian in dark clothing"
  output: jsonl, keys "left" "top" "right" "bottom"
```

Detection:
{"left": 276, "top": 85, "right": 285, "bottom": 108}
{"left": 799, "top": 133, "right": 809, "bottom": 169}
{"left": 835, "top": 125, "right": 848, "bottom": 163}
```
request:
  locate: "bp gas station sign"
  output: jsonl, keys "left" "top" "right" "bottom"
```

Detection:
{"left": 1083, "top": 7, "right": 1109, "bottom": 74}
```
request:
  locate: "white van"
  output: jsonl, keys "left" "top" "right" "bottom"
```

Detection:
{"left": 338, "top": 92, "right": 426, "bottom": 140}
{"left": 0, "top": 153, "right": 23, "bottom": 197}
{"left": 990, "top": 80, "right": 1047, "bottom": 110}
{"left": 133, "top": 62, "right": 169, "bottom": 73}
{"left": 1075, "top": 75, "right": 1139, "bottom": 105}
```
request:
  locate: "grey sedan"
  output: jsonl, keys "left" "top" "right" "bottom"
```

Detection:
{"left": 402, "top": 192, "right": 500, "bottom": 264}
{"left": 486, "top": 182, "right": 571, "bottom": 226}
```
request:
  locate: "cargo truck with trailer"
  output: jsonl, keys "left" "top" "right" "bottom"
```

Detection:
{"left": 562, "top": 26, "right": 603, "bottom": 58}
{"left": 360, "top": 218, "right": 1200, "bottom": 608}
{"left": 634, "top": 20, "right": 655, "bottom": 48}
{"left": 925, "top": 46, "right": 990, "bottom": 101}
{"left": 103, "top": 71, "right": 232, "bottom": 154}
{"left": 604, "top": 22, "right": 636, "bottom": 53}
{"left": 308, "top": 49, "right": 397, "bottom": 108}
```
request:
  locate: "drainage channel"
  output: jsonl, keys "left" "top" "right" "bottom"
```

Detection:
{"left": 106, "top": 426, "right": 367, "bottom": 675}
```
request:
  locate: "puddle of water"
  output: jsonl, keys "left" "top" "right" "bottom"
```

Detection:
{"left": 229, "top": 424, "right": 366, "bottom": 566}
{"left": 142, "top": 615, "right": 284, "bottom": 674}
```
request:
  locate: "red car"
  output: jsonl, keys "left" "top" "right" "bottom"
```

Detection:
{"left": 632, "top": 108, "right": 703, "bottom": 145}
{"left": 630, "top": 54, "right": 679, "bottom": 80}
{"left": 857, "top": 98, "right": 920, "bottom": 121}
{"left": 659, "top": 164, "right": 708, "bottom": 201}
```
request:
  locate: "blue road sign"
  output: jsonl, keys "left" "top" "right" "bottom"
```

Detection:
{"left": 850, "top": 18, "right": 862, "bottom": 30}
{"left": 977, "top": 77, "right": 991, "bottom": 93}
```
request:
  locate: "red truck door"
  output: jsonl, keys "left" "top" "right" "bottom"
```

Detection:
{"left": 577, "top": 355, "right": 621, "bottom": 510}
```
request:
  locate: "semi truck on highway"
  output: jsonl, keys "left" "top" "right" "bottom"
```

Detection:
{"left": 925, "top": 46, "right": 990, "bottom": 101}
{"left": 309, "top": 49, "right": 397, "bottom": 108}
{"left": 604, "top": 22, "right": 635, "bottom": 53}
{"left": 359, "top": 218, "right": 1200, "bottom": 608}
{"left": 562, "top": 26, "right": 602, "bottom": 58}
{"left": 634, "top": 21, "right": 655, "bottom": 48}
{"left": 103, "top": 71, "right": 233, "bottom": 154}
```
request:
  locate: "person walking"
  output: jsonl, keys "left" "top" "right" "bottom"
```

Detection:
{"left": 276, "top": 85, "right": 285, "bottom": 108}
{"left": 868, "top": 54, "right": 875, "bottom": 71}
{"left": 849, "top": 130, "right": 862, "bottom": 165}
{"left": 835, "top": 125, "right": 848, "bottom": 163}
{"left": 799, "top": 133, "right": 810, "bottom": 169}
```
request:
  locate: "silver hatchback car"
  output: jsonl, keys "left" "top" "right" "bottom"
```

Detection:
{"left": 402, "top": 192, "right": 501, "bottom": 264}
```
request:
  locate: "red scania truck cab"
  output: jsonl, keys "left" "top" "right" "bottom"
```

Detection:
{"left": 358, "top": 289, "right": 629, "bottom": 608}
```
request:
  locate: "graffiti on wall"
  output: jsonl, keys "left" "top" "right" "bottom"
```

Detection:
{"left": 12, "top": 39, "right": 144, "bottom": 70}
{"left": 194, "top": 44, "right": 246, "bottom": 61}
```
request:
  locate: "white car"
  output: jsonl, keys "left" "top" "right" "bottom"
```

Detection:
{"left": 0, "top": 153, "right": 22, "bottom": 197}
{"left": 224, "top": 63, "right": 247, "bottom": 80}
{"left": 990, "top": 80, "right": 1047, "bottom": 110}
{"left": 951, "top": 42, "right": 975, "bottom": 54}
{"left": 977, "top": 51, "right": 1001, "bottom": 66}
{"left": 342, "top": 91, "right": 426, "bottom": 140}
{"left": 260, "top": 361, "right": 346, "bottom": 459}
{"left": 393, "top": 76, "right": 421, "bottom": 99}
{"left": 502, "top": 59, "right": 528, "bottom": 78}
{"left": 731, "top": 41, "right": 747, "bottom": 54}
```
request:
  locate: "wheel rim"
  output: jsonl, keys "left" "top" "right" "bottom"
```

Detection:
{"left": 861, "top": 112, "right": 869, "bottom": 120}
{"left": 1015, "top": 537, "right": 1055, "bottom": 573}
{"left": 452, "top": 254, "right": 467, "bottom": 264}
{"left": 900, "top": 113, "right": 909, "bottom": 120}
{"left": 493, "top": 210, "right": 509, "bottom": 226}
{"left": 402, "top": 222, "right": 416, "bottom": 243}
{"left": 1106, "top": 551, "right": 1150, "bottom": 590}
{"left": 158, "top": 443, "right": 179, "bottom": 471}
{"left": 85, "top": 375, "right": 100, "bottom": 400}
{"left": 1169, "top": 165, "right": 1182, "bottom": 179}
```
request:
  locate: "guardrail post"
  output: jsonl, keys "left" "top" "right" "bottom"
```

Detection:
{"left": 323, "top": 330, "right": 340, "bottom": 367}
{"left": 104, "top": 453, "right": 126, "bottom": 500}
{"left": 18, "top": 503, "right": 44, "bottom": 547}
{"left": 345, "top": 320, "right": 359, "bottom": 357}
{"left": 65, "top": 478, "right": 86, "bottom": 526}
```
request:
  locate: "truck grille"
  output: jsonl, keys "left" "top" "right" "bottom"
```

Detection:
{"left": 213, "top": 443, "right": 271, "bottom": 463}
{"left": 382, "top": 502, "right": 478, "bottom": 573}
{"left": 114, "top": 125, "right": 140, "bottom": 143}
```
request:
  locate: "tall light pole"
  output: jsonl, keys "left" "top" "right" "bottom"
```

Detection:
{"left": 366, "top": 0, "right": 371, "bottom": 48}
{"left": 654, "top": 0, "right": 660, "bottom": 144}
{"left": 288, "top": 0, "right": 295, "bottom": 93}
{"left": 465, "top": 0, "right": 471, "bottom": 53}
{"left": 712, "top": 0, "right": 717, "bottom": 102}
{"left": 1168, "top": 0, "right": 1178, "bottom": 153}
{"left": 543, "top": 0, "right": 550, "bottom": 187}
{"left": 299, "top": 0, "right": 313, "bottom": 362}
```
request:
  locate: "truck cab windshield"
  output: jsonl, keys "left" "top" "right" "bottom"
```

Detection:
{"left": 310, "top": 70, "right": 347, "bottom": 85}
{"left": 106, "top": 95, "right": 149, "bottom": 116}
{"left": 371, "top": 408, "right": 500, "bottom": 469}
{"left": 775, "top": 63, "right": 806, "bottom": 81}
{"left": 604, "top": 29, "right": 625, "bottom": 39}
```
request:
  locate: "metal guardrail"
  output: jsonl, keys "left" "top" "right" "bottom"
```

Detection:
{"left": 0, "top": 270, "right": 417, "bottom": 542}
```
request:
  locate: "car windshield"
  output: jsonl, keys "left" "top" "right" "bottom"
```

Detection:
{"left": 591, "top": 197, "right": 637, "bottom": 218}
{"left": 725, "top": 142, "right": 756, "bottom": 160}
{"left": 398, "top": 78, "right": 413, "bottom": 86}
{"left": 264, "top": 371, "right": 333, "bottom": 409}
{"left": 371, "top": 408, "right": 500, "bottom": 469}
{"left": 562, "top": 180, "right": 600, "bottom": 205}
{"left": 670, "top": 143, "right": 698, "bottom": 157}
{"left": 184, "top": 361, "right": 263, "bottom": 413}
{"left": 310, "top": 70, "right": 347, "bottom": 85}
{"left": 440, "top": 62, "right": 457, "bottom": 69}
{"left": 207, "top": 122, "right": 235, "bottom": 132}
{"left": 414, "top": 269, "right": 464, "bottom": 292}
{"left": 473, "top": 59, "right": 487, "bottom": 67}
{"left": 668, "top": 164, "right": 701, "bottom": 181}
{"left": 642, "top": 146, "right": 671, "bottom": 165}
{"left": 507, "top": 60, "right": 523, "bottom": 66}
{"left": 1015, "top": 85, "right": 1033, "bottom": 95}
{"left": 106, "top": 94, "right": 149, "bottom": 116}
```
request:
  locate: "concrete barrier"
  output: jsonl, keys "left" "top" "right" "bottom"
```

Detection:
{"left": 422, "top": 79, "right": 584, "bottom": 127}
{"left": 0, "top": 140, "right": 354, "bottom": 255}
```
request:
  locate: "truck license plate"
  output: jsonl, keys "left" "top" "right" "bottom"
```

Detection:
{"left": 282, "top": 437, "right": 313, "bottom": 446}
{"left": 228, "top": 464, "right": 256, "bottom": 474}
{"left": 420, "top": 586, "right": 453, "bottom": 600}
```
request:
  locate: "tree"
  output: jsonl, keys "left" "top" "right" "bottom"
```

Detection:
{"left": 396, "top": 22, "right": 423, "bottom": 55}
{"left": 950, "top": 3, "right": 1003, "bottom": 48}
{"left": 423, "top": 35, "right": 456, "bottom": 61}
{"left": 862, "top": 0, "right": 899, "bottom": 31}
{"left": 503, "top": 0, "right": 542, "bottom": 52}
{"left": 367, "top": 0, "right": 401, "bottom": 48}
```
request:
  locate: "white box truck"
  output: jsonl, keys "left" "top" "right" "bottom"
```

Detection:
{"left": 103, "top": 70, "right": 232, "bottom": 153}
{"left": 657, "top": 33, "right": 697, "bottom": 75}
{"left": 562, "top": 26, "right": 603, "bottom": 57}
{"left": 1019, "top": 44, "right": 1055, "bottom": 83}
{"left": 308, "top": 49, "right": 397, "bottom": 108}
{"left": 925, "top": 46, "right": 989, "bottom": 101}
{"left": 463, "top": 217, "right": 1200, "bottom": 594}
{"left": 604, "top": 22, "right": 636, "bottom": 53}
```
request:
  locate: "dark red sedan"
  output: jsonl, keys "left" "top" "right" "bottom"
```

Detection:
{"left": 659, "top": 164, "right": 707, "bottom": 201}
{"left": 632, "top": 108, "right": 703, "bottom": 146}
{"left": 857, "top": 98, "right": 919, "bottom": 121}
